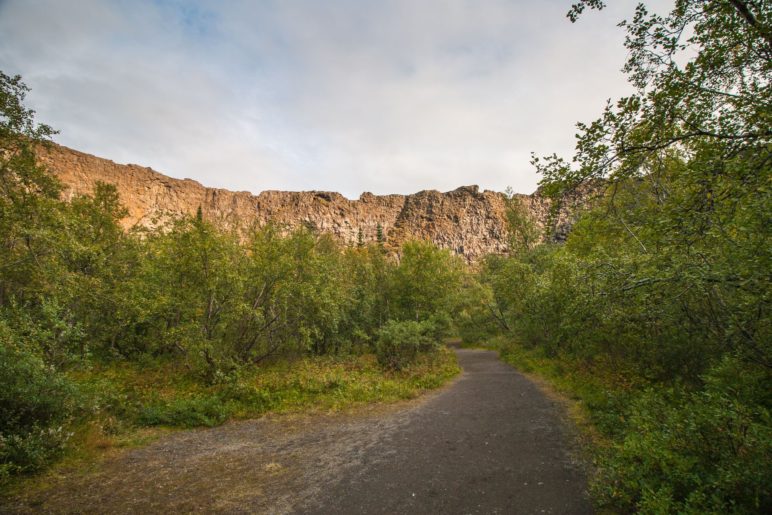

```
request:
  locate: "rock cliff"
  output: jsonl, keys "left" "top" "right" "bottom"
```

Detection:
{"left": 37, "top": 143, "right": 594, "bottom": 261}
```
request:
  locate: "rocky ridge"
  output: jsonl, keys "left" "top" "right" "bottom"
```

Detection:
{"left": 38, "top": 143, "right": 593, "bottom": 261}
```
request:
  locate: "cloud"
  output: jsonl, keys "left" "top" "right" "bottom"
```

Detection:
{"left": 0, "top": 0, "right": 669, "bottom": 198}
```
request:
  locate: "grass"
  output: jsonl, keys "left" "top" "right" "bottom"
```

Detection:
{"left": 1, "top": 348, "right": 459, "bottom": 496}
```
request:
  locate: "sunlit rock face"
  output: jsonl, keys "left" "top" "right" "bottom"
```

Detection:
{"left": 38, "top": 144, "right": 595, "bottom": 262}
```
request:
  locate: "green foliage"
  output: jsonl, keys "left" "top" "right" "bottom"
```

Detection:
{"left": 594, "top": 358, "right": 771, "bottom": 513}
{"left": 503, "top": 187, "right": 540, "bottom": 254}
{"left": 389, "top": 240, "right": 465, "bottom": 322}
{"left": 536, "top": 0, "right": 771, "bottom": 193}
{"left": 375, "top": 319, "right": 440, "bottom": 371}
{"left": 0, "top": 323, "right": 79, "bottom": 479}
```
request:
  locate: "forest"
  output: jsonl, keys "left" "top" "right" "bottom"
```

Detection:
{"left": 1, "top": 0, "right": 770, "bottom": 513}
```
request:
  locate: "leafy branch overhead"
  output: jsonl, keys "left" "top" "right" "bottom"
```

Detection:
{"left": 537, "top": 0, "right": 771, "bottom": 196}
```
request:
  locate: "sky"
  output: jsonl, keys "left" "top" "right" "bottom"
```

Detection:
{"left": 0, "top": 0, "right": 670, "bottom": 198}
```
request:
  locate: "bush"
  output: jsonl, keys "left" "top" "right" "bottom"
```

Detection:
{"left": 375, "top": 319, "right": 438, "bottom": 371}
{"left": 0, "top": 426, "right": 72, "bottom": 481}
{"left": 593, "top": 360, "right": 771, "bottom": 514}
{"left": 0, "top": 323, "right": 79, "bottom": 479}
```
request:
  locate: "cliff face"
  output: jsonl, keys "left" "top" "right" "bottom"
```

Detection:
{"left": 37, "top": 143, "right": 593, "bottom": 261}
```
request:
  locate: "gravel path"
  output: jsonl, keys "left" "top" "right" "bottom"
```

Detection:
{"left": 3, "top": 349, "right": 591, "bottom": 514}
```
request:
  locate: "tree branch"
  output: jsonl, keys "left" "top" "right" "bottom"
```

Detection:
{"left": 728, "top": 0, "right": 772, "bottom": 51}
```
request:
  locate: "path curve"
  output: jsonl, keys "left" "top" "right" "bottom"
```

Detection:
{"left": 3, "top": 349, "right": 592, "bottom": 514}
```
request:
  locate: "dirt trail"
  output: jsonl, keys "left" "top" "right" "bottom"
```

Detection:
{"left": 3, "top": 349, "right": 591, "bottom": 514}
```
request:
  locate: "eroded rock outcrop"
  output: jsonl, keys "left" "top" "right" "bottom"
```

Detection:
{"left": 37, "top": 143, "right": 595, "bottom": 261}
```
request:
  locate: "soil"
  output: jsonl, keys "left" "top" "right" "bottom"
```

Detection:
{"left": 2, "top": 349, "right": 592, "bottom": 514}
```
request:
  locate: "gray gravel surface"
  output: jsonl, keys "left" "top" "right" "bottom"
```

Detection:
{"left": 302, "top": 348, "right": 592, "bottom": 514}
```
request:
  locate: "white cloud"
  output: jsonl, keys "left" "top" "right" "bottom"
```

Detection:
{"left": 0, "top": 0, "right": 672, "bottom": 198}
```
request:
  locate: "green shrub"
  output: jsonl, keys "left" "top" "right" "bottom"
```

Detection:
{"left": 426, "top": 312, "right": 453, "bottom": 340}
{"left": 593, "top": 361, "right": 771, "bottom": 514}
{"left": 375, "top": 319, "right": 438, "bottom": 371}
{"left": 0, "top": 324, "right": 79, "bottom": 479}
{"left": 0, "top": 426, "right": 72, "bottom": 481}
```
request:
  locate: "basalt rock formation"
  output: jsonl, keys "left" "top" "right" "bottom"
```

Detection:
{"left": 37, "top": 143, "right": 595, "bottom": 261}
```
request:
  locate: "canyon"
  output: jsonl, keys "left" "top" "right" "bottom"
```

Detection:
{"left": 38, "top": 143, "right": 593, "bottom": 261}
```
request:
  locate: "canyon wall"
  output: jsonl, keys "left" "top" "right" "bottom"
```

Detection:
{"left": 37, "top": 143, "right": 593, "bottom": 261}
